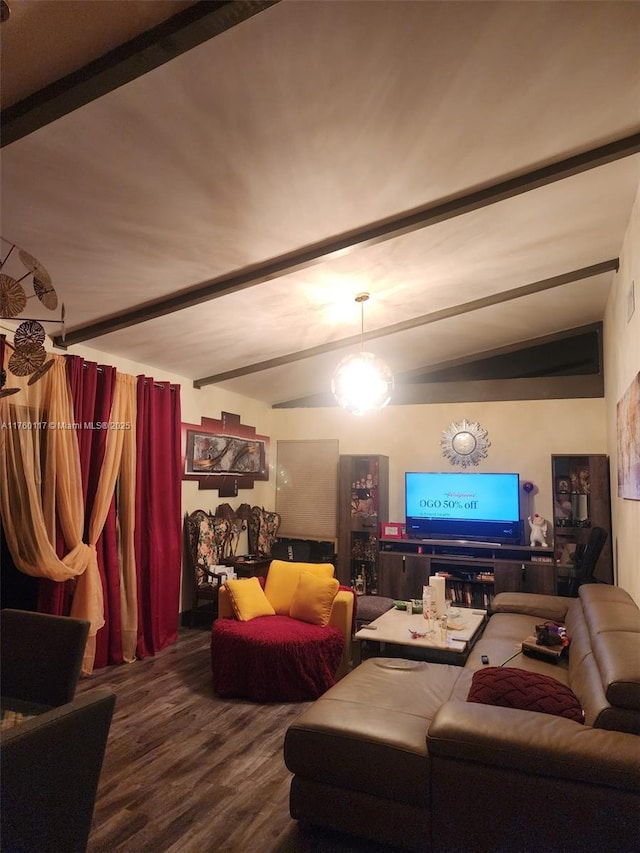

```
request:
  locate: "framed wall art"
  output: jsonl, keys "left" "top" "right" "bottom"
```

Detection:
{"left": 181, "top": 412, "right": 269, "bottom": 496}
{"left": 617, "top": 371, "right": 640, "bottom": 500}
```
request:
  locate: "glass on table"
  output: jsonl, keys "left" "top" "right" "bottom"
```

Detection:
{"left": 422, "top": 587, "right": 436, "bottom": 633}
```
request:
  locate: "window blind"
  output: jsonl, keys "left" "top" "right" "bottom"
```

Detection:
{"left": 276, "top": 439, "right": 339, "bottom": 540}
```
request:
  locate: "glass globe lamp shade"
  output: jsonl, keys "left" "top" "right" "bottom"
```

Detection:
{"left": 331, "top": 351, "right": 394, "bottom": 415}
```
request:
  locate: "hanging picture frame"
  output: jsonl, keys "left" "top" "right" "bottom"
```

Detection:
{"left": 617, "top": 371, "right": 640, "bottom": 500}
{"left": 181, "top": 412, "right": 269, "bottom": 496}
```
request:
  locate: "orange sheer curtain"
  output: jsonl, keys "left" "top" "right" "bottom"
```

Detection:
{"left": 0, "top": 354, "right": 102, "bottom": 646}
{"left": 0, "top": 350, "right": 139, "bottom": 673}
{"left": 71, "top": 371, "right": 138, "bottom": 669}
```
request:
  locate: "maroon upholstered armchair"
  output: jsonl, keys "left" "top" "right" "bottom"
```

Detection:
{"left": 211, "top": 560, "right": 354, "bottom": 702}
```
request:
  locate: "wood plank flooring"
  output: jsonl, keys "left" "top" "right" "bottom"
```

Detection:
{"left": 77, "top": 625, "right": 396, "bottom": 853}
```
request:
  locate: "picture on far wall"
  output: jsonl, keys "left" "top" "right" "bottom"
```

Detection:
{"left": 617, "top": 371, "right": 640, "bottom": 500}
{"left": 185, "top": 432, "right": 265, "bottom": 475}
{"left": 181, "top": 412, "right": 269, "bottom": 496}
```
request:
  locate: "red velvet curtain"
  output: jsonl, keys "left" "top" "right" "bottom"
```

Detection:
{"left": 37, "top": 360, "right": 182, "bottom": 668}
{"left": 135, "top": 375, "right": 182, "bottom": 658}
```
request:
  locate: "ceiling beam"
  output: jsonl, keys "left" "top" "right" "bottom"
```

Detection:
{"left": 273, "top": 373, "right": 605, "bottom": 408}
{"left": 398, "top": 322, "right": 602, "bottom": 382}
{"left": 1, "top": 0, "right": 280, "bottom": 148}
{"left": 193, "top": 260, "right": 616, "bottom": 387}
{"left": 273, "top": 323, "right": 604, "bottom": 408}
{"left": 53, "top": 134, "right": 638, "bottom": 349}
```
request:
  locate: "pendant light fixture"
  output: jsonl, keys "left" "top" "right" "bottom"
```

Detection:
{"left": 331, "top": 292, "right": 393, "bottom": 415}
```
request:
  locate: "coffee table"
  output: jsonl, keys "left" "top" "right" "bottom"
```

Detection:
{"left": 354, "top": 606, "right": 487, "bottom": 666}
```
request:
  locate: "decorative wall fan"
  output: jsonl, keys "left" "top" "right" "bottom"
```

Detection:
{"left": 0, "top": 239, "right": 65, "bottom": 397}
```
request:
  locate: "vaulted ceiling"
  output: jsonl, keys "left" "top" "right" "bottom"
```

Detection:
{"left": 1, "top": 0, "right": 639, "bottom": 407}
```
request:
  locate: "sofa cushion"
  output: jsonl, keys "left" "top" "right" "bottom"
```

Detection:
{"left": 264, "top": 560, "right": 334, "bottom": 614}
{"left": 467, "top": 666, "right": 584, "bottom": 723}
{"left": 285, "top": 658, "right": 473, "bottom": 808}
{"left": 491, "top": 592, "right": 569, "bottom": 623}
{"left": 289, "top": 572, "right": 339, "bottom": 626}
{"left": 466, "top": 610, "right": 570, "bottom": 681}
{"left": 225, "top": 577, "right": 275, "bottom": 621}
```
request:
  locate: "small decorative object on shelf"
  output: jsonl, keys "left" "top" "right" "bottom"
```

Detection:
{"left": 528, "top": 513, "right": 548, "bottom": 547}
{"left": 554, "top": 490, "right": 574, "bottom": 526}
{"left": 521, "top": 480, "right": 536, "bottom": 519}
{"left": 380, "top": 521, "right": 405, "bottom": 539}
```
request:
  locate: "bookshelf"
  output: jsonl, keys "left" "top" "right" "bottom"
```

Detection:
{"left": 378, "top": 538, "right": 556, "bottom": 604}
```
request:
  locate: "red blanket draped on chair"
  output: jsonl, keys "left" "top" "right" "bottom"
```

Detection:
{"left": 211, "top": 616, "right": 344, "bottom": 702}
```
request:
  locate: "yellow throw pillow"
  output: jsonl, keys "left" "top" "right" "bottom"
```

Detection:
{"left": 264, "top": 560, "right": 335, "bottom": 614}
{"left": 289, "top": 572, "right": 340, "bottom": 626}
{"left": 225, "top": 577, "right": 275, "bottom": 621}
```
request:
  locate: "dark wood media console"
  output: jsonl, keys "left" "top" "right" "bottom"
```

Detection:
{"left": 378, "top": 538, "right": 556, "bottom": 606}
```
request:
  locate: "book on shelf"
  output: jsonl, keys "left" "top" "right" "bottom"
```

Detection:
{"left": 449, "top": 581, "right": 493, "bottom": 609}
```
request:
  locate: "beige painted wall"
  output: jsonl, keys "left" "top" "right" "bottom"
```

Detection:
{"left": 604, "top": 182, "right": 640, "bottom": 605}
{"left": 272, "top": 398, "right": 607, "bottom": 533}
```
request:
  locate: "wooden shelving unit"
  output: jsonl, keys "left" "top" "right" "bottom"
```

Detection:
{"left": 552, "top": 454, "right": 613, "bottom": 587}
{"left": 378, "top": 538, "right": 556, "bottom": 604}
{"left": 336, "top": 455, "right": 389, "bottom": 592}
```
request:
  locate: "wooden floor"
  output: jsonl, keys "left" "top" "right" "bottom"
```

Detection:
{"left": 78, "top": 625, "right": 397, "bottom": 853}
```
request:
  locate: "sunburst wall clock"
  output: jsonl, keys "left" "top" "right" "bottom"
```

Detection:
{"left": 441, "top": 419, "right": 490, "bottom": 467}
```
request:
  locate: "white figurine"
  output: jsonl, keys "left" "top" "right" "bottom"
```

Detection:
{"left": 528, "top": 513, "right": 548, "bottom": 547}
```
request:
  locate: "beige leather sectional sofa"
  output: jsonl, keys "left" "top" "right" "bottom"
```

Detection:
{"left": 284, "top": 584, "right": 640, "bottom": 852}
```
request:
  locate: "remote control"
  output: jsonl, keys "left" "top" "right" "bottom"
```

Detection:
{"left": 361, "top": 624, "right": 377, "bottom": 630}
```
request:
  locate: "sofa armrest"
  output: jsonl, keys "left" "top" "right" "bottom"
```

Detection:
{"left": 328, "top": 589, "right": 354, "bottom": 679}
{"left": 491, "top": 592, "right": 569, "bottom": 622}
{"left": 428, "top": 700, "right": 640, "bottom": 791}
{"left": 429, "top": 700, "right": 640, "bottom": 853}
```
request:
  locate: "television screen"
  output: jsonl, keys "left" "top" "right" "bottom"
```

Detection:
{"left": 405, "top": 472, "right": 521, "bottom": 543}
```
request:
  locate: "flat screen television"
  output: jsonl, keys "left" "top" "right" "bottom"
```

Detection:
{"left": 405, "top": 471, "right": 521, "bottom": 544}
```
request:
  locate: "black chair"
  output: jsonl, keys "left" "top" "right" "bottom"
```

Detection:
{"left": 566, "top": 526, "right": 608, "bottom": 597}
{"left": 1, "top": 608, "right": 90, "bottom": 707}
{"left": 1, "top": 608, "right": 114, "bottom": 853}
{"left": 1, "top": 688, "right": 115, "bottom": 853}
